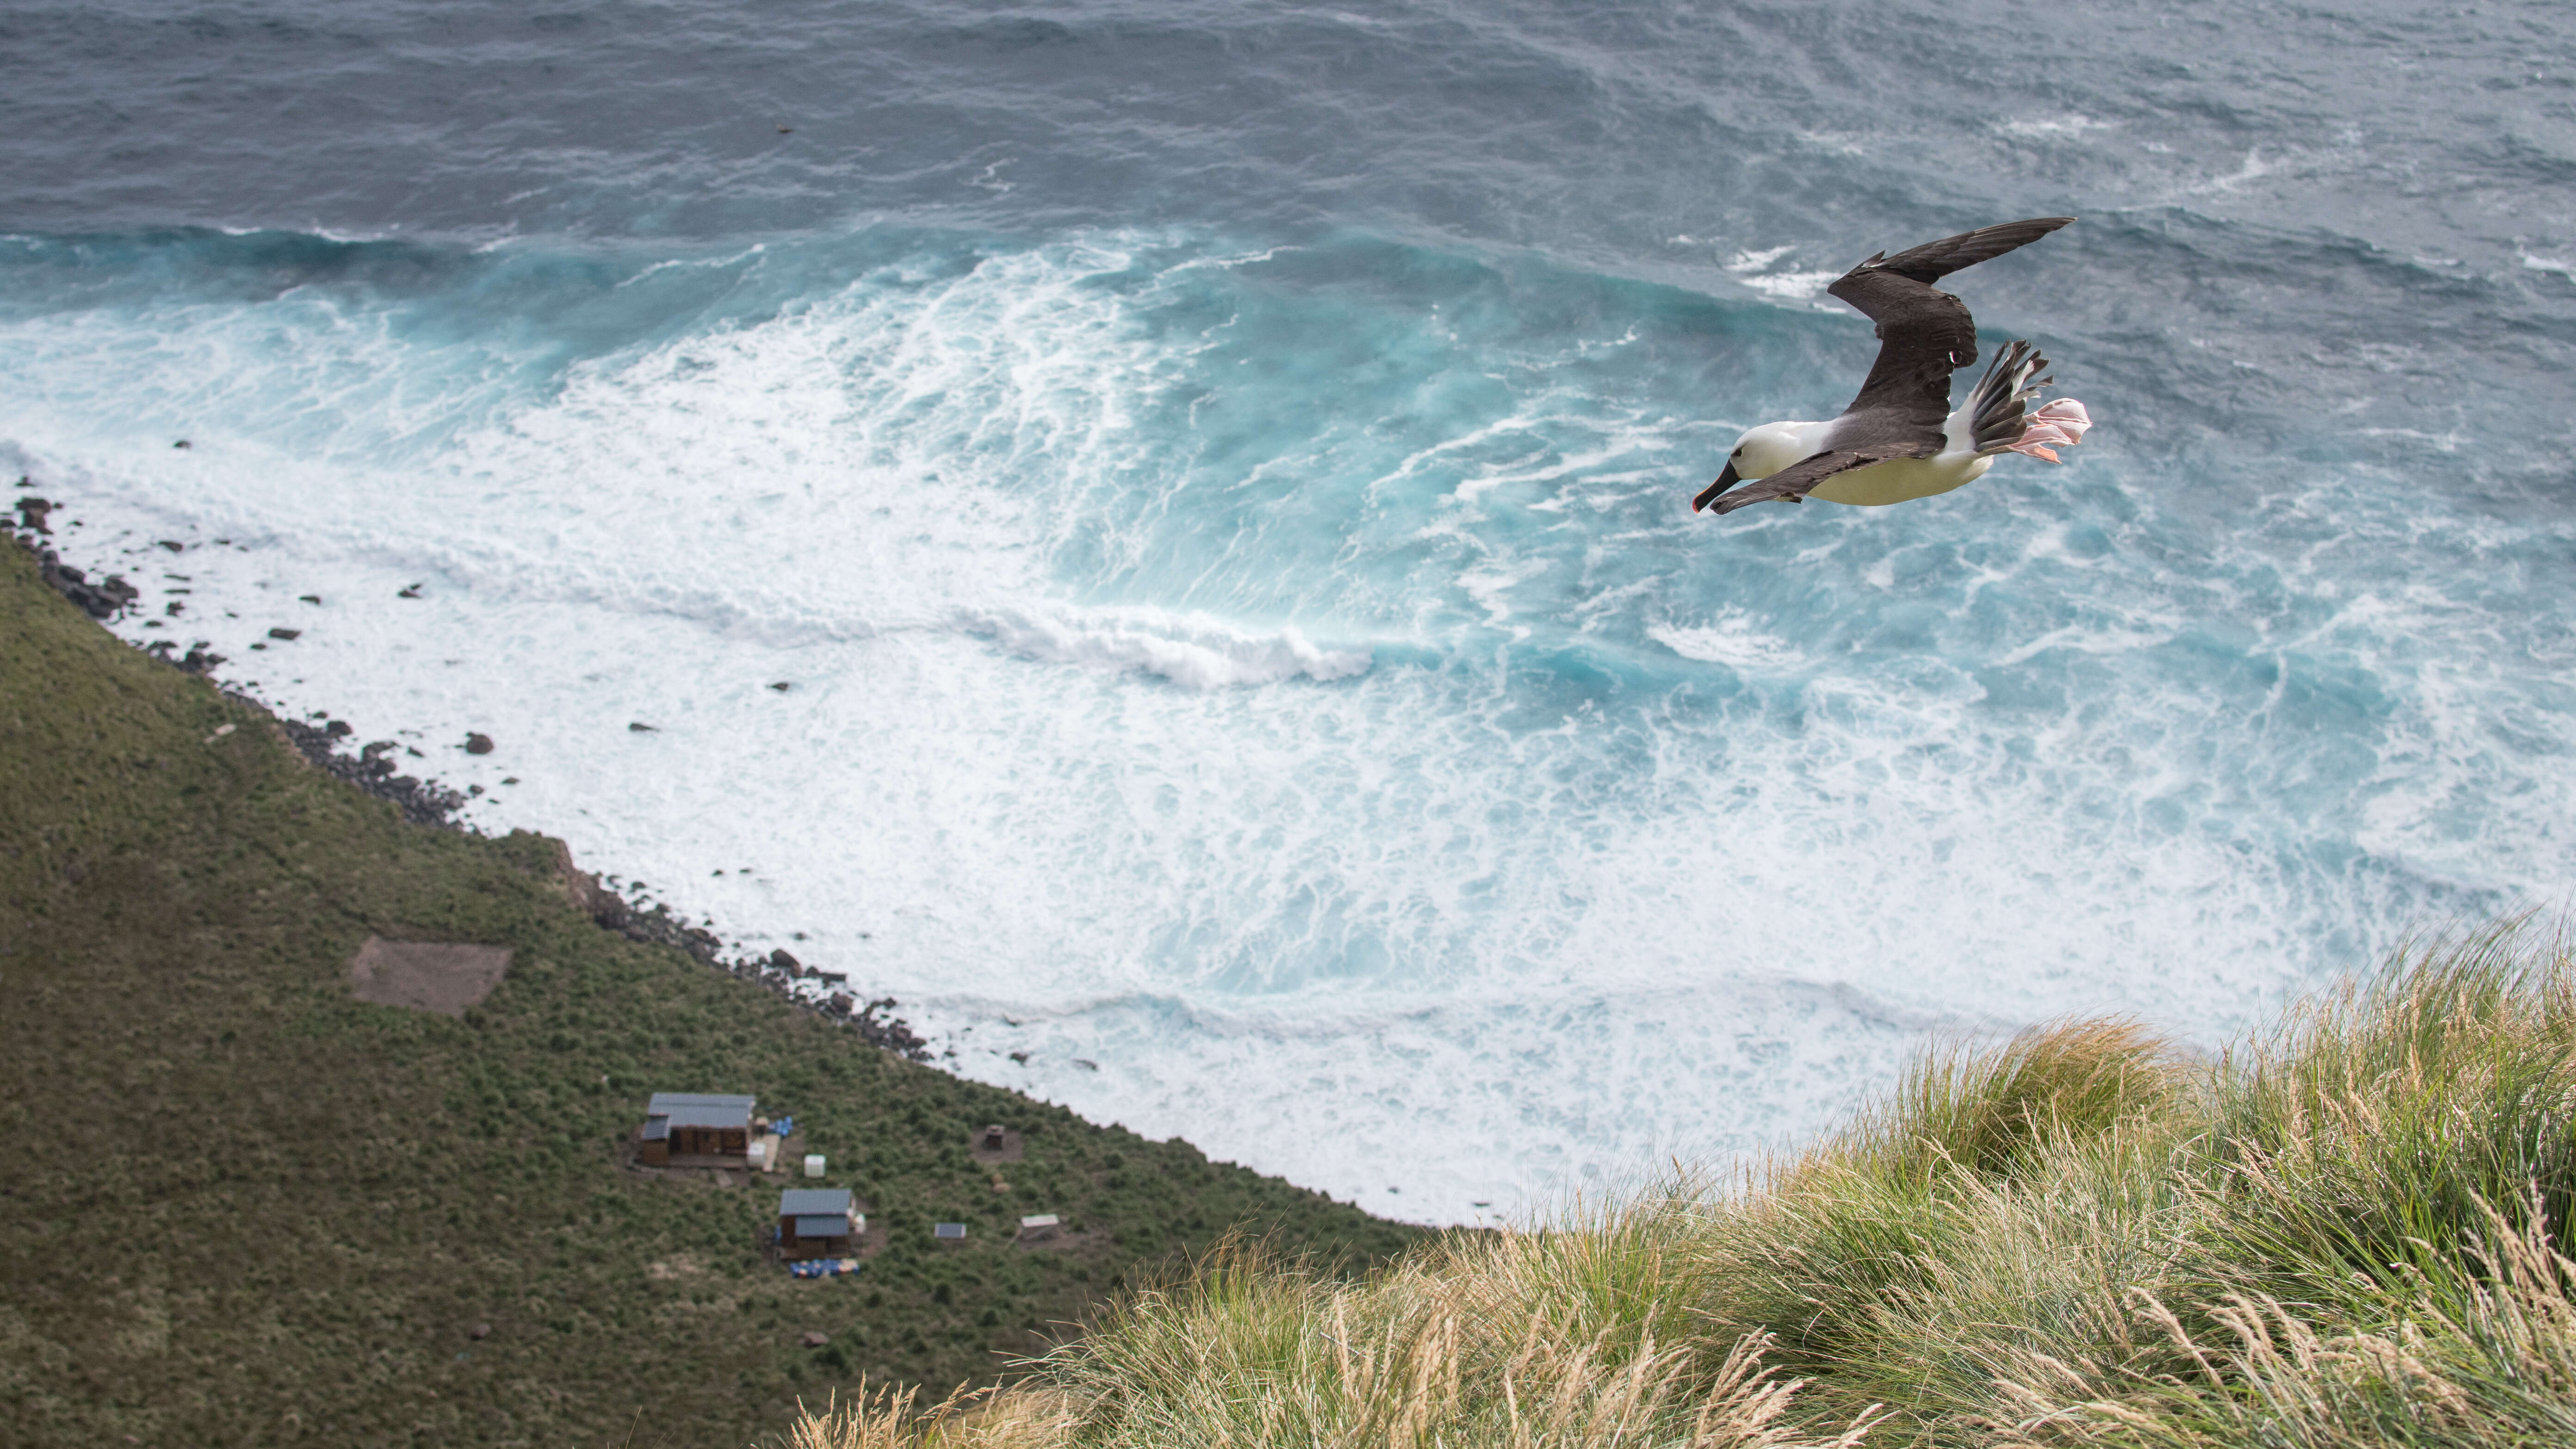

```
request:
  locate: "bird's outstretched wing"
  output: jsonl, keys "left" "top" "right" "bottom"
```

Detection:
{"left": 1824, "top": 217, "right": 2074, "bottom": 430}
{"left": 1867, "top": 217, "right": 2075, "bottom": 285}
{"left": 1706, "top": 445, "right": 1922, "bottom": 515}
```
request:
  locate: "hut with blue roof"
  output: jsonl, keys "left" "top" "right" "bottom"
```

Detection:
{"left": 638, "top": 1092, "right": 756, "bottom": 1167}
{"left": 778, "top": 1187, "right": 861, "bottom": 1261}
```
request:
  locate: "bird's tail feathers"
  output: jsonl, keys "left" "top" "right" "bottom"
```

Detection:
{"left": 2006, "top": 397, "right": 2092, "bottom": 463}
{"left": 1966, "top": 339, "right": 2050, "bottom": 455}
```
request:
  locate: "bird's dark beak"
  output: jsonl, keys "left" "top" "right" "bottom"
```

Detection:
{"left": 1693, "top": 461, "right": 1741, "bottom": 514}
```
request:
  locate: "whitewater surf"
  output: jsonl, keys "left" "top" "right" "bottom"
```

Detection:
{"left": 6, "top": 0, "right": 2573, "bottom": 1223}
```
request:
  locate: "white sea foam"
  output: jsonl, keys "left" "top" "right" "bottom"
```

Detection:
{"left": 1717, "top": 242, "right": 1843, "bottom": 303}
{"left": 957, "top": 604, "right": 1370, "bottom": 687}
{"left": 7, "top": 229, "right": 2570, "bottom": 1226}
{"left": 1999, "top": 115, "right": 2114, "bottom": 139}
{"left": 1648, "top": 613, "right": 1800, "bottom": 669}
{"left": 1735, "top": 269, "right": 1842, "bottom": 302}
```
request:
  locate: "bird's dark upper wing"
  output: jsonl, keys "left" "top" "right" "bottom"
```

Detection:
{"left": 1708, "top": 445, "right": 1920, "bottom": 515}
{"left": 1823, "top": 271, "right": 1975, "bottom": 429}
{"left": 1869, "top": 217, "right": 2075, "bottom": 285}
{"left": 1823, "top": 217, "right": 2076, "bottom": 429}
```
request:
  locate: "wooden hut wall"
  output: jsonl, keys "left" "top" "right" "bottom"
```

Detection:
{"left": 672, "top": 1125, "right": 746, "bottom": 1156}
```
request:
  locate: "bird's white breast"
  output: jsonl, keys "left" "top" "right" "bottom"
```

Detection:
{"left": 1808, "top": 451, "right": 1994, "bottom": 507}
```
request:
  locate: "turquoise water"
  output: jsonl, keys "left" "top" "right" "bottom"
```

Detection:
{"left": 4, "top": 0, "right": 2573, "bottom": 1220}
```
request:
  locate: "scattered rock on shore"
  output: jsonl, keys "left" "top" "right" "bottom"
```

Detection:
{"left": 278, "top": 719, "right": 469, "bottom": 829}
{"left": 17, "top": 537, "right": 139, "bottom": 620}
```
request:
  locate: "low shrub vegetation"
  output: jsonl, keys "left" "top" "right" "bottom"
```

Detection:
{"left": 0, "top": 529, "right": 1422, "bottom": 1449}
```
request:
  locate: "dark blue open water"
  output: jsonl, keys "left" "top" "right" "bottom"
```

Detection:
{"left": 5, "top": 1, "right": 2573, "bottom": 1221}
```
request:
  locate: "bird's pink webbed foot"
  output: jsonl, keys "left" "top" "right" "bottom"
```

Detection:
{"left": 2006, "top": 398, "right": 2091, "bottom": 463}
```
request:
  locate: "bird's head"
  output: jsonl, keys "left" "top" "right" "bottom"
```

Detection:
{"left": 1723, "top": 421, "right": 1813, "bottom": 481}
{"left": 1696, "top": 420, "right": 1822, "bottom": 513}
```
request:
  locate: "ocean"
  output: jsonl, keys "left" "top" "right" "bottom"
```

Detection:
{"left": 4, "top": 0, "right": 2571, "bottom": 1224}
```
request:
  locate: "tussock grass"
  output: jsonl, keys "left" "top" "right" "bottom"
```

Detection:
{"left": 785, "top": 921, "right": 2576, "bottom": 1448}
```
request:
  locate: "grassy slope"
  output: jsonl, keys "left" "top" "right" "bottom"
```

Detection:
{"left": 872, "top": 928, "right": 2576, "bottom": 1449}
{"left": 0, "top": 538, "right": 1425, "bottom": 1449}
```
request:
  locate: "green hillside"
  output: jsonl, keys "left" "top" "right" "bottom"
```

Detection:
{"left": 0, "top": 534, "right": 1425, "bottom": 1449}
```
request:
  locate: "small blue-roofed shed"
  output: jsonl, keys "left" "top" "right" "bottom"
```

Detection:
{"left": 639, "top": 1092, "right": 756, "bottom": 1166}
{"left": 779, "top": 1187, "right": 860, "bottom": 1260}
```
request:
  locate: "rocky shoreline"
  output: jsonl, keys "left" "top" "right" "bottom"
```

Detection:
{"left": 9, "top": 492, "right": 931, "bottom": 1062}
{"left": 275, "top": 715, "right": 476, "bottom": 829}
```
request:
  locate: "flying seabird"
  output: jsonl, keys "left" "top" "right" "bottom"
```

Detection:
{"left": 1694, "top": 217, "right": 2092, "bottom": 515}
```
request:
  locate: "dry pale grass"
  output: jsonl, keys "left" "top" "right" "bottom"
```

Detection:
{"left": 775, "top": 1381, "right": 1084, "bottom": 1449}
{"left": 777, "top": 922, "right": 2576, "bottom": 1449}
{"left": 1046, "top": 1216, "right": 1884, "bottom": 1448}
{"left": 1985, "top": 1197, "right": 2576, "bottom": 1446}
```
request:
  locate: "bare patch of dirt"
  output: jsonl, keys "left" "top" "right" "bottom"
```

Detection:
{"left": 1020, "top": 1228, "right": 1109, "bottom": 1259}
{"left": 346, "top": 936, "right": 512, "bottom": 1016}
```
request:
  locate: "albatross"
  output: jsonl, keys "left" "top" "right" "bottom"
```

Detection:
{"left": 1694, "top": 217, "right": 2092, "bottom": 515}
